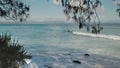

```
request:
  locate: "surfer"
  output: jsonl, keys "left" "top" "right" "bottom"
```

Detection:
{"left": 65, "top": 29, "right": 73, "bottom": 33}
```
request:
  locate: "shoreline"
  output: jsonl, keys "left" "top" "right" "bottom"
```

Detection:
{"left": 28, "top": 49, "right": 120, "bottom": 68}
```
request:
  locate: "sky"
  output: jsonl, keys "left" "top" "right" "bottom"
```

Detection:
{"left": 26, "top": 0, "right": 65, "bottom": 23}
{"left": 0, "top": 0, "right": 120, "bottom": 23}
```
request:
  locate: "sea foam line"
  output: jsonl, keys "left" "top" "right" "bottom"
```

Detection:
{"left": 72, "top": 31, "right": 120, "bottom": 41}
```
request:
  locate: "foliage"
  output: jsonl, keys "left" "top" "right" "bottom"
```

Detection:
{"left": 0, "top": 0, "right": 30, "bottom": 22}
{"left": 53, "top": 0, "right": 103, "bottom": 34}
{"left": 117, "top": 6, "right": 120, "bottom": 17}
{"left": 0, "top": 34, "right": 32, "bottom": 68}
{"left": 113, "top": 0, "right": 120, "bottom": 17}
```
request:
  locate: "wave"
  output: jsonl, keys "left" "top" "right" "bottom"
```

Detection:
{"left": 72, "top": 31, "right": 120, "bottom": 41}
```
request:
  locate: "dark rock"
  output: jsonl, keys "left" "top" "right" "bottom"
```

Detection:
{"left": 67, "top": 53, "right": 71, "bottom": 55}
{"left": 72, "top": 60, "right": 81, "bottom": 64}
{"left": 84, "top": 53, "right": 90, "bottom": 57}
{"left": 43, "top": 65, "right": 52, "bottom": 68}
{"left": 48, "top": 67, "right": 52, "bottom": 68}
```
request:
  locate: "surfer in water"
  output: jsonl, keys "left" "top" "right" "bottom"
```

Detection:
{"left": 65, "top": 29, "right": 73, "bottom": 33}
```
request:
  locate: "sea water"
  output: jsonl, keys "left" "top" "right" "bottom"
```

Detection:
{"left": 0, "top": 23, "right": 120, "bottom": 68}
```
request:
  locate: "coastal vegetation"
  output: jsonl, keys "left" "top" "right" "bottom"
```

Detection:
{"left": 0, "top": 34, "right": 32, "bottom": 68}
{"left": 58, "top": 0, "right": 103, "bottom": 34}
{"left": 0, "top": 0, "right": 30, "bottom": 22}
{"left": 52, "top": 0, "right": 119, "bottom": 34}
{"left": 114, "top": 0, "right": 120, "bottom": 17}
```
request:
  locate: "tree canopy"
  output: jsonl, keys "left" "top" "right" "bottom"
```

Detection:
{"left": 0, "top": 0, "right": 30, "bottom": 22}
{"left": 113, "top": 0, "right": 120, "bottom": 17}
{"left": 52, "top": 0, "right": 104, "bottom": 34}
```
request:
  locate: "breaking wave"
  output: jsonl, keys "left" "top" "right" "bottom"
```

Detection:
{"left": 72, "top": 31, "right": 120, "bottom": 41}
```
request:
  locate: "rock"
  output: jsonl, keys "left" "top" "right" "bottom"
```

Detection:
{"left": 43, "top": 65, "right": 52, "bottom": 68}
{"left": 44, "top": 66, "right": 51, "bottom": 68}
{"left": 72, "top": 60, "right": 81, "bottom": 64}
{"left": 84, "top": 53, "right": 90, "bottom": 57}
{"left": 67, "top": 53, "right": 71, "bottom": 55}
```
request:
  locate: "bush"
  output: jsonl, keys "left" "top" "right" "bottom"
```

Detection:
{"left": 0, "top": 34, "right": 32, "bottom": 68}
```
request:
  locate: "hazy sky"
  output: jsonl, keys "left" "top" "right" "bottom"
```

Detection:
{"left": 1, "top": 0, "right": 120, "bottom": 23}
{"left": 27, "top": 0, "right": 65, "bottom": 22}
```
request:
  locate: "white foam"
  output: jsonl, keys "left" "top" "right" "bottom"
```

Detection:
{"left": 53, "top": 63, "right": 67, "bottom": 68}
{"left": 24, "top": 59, "right": 39, "bottom": 68}
{"left": 27, "top": 63, "right": 39, "bottom": 68}
{"left": 24, "top": 59, "right": 31, "bottom": 64}
{"left": 72, "top": 31, "right": 120, "bottom": 41}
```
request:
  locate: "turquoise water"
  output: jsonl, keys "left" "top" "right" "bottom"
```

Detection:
{"left": 0, "top": 23, "right": 120, "bottom": 68}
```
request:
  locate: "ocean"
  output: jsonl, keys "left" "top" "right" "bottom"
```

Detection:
{"left": 0, "top": 23, "right": 120, "bottom": 68}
